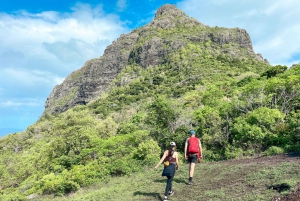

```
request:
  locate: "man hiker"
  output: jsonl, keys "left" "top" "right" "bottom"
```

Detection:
{"left": 184, "top": 130, "right": 202, "bottom": 185}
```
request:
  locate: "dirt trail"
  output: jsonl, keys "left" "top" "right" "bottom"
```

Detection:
{"left": 214, "top": 153, "right": 300, "bottom": 166}
{"left": 173, "top": 153, "right": 300, "bottom": 200}
{"left": 221, "top": 153, "right": 300, "bottom": 201}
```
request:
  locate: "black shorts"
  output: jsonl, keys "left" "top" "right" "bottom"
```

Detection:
{"left": 188, "top": 154, "right": 197, "bottom": 163}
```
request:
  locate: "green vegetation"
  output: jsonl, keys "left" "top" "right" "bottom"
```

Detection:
{"left": 0, "top": 18, "right": 300, "bottom": 200}
{"left": 30, "top": 156, "right": 300, "bottom": 201}
{"left": 58, "top": 87, "right": 78, "bottom": 106}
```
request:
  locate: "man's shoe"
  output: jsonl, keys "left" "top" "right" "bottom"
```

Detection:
{"left": 169, "top": 190, "right": 175, "bottom": 196}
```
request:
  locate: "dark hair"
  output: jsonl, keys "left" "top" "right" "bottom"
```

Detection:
{"left": 168, "top": 146, "right": 175, "bottom": 156}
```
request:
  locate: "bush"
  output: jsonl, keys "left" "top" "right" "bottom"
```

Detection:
{"left": 0, "top": 193, "right": 26, "bottom": 201}
{"left": 133, "top": 139, "right": 161, "bottom": 165}
{"left": 224, "top": 146, "right": 243, "bottom": 159}
{"left": 202, "top": 149, "right": 221, "bottom": 161}
{"left": 231, "top": 107, "right": 285, "bottom": 150}
{"left": 263, "top": 146, "right": 285, "bottom": 156}
{"left": 38, "top": 172, "right": 80, "bottom": 196}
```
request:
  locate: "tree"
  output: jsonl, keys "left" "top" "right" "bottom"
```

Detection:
{"left": 231, "top": 107, "right": 285, "bottom": 150}
{"left": 261, "top": 65, "right": 287, "bottom": 78}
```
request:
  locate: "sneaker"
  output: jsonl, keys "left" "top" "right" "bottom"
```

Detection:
{"left": 188, "top": 181, "right": 193, "bottom": 185}
{"left": 168, "top": 190, "right": 175, "bottom": 196}
{"left": 163, "top": 196, "right": 168, "bottom": 201}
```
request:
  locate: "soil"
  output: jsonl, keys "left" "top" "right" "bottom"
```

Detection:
{"left": 215, "top": 153, "right": 300, "bottom": 166}
{"left": 271, "top": 183, "right": 300, "bottom": 201}
{"left": 175, "top": 153, "right": 300, "bottom": 201}
{"left": 219, "top": 153, "right": 300, "bottom": 201}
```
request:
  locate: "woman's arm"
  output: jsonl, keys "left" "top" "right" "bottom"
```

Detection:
{"left": 154, "top": 150, "right": 168, "bottom": 169}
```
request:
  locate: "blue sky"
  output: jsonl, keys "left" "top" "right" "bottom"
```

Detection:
{"left": 0, "top": 0, "right": 300, "bottom": 137}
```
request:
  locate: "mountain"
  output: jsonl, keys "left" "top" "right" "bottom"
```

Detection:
{"left": 43, "top": 4, "right": 267, "bottom": 115}
{"left": 1, "top": 4, "right": 299, "bottom": 200}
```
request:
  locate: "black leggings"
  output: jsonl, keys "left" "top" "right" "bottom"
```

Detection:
{"left": 164, "top": 175, "right": 174, "bottom": 196}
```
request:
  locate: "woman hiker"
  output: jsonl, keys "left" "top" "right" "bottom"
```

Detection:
{"left": 154, "top": 142, "right": 179, "bottom": 201}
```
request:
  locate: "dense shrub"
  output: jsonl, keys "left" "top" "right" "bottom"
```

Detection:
{"left": 263, "top": 146, "right": 285, "bottom": 156}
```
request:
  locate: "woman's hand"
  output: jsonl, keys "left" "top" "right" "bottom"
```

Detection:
{"left": 154, "top": 165, "right": 158, "bottom": 170}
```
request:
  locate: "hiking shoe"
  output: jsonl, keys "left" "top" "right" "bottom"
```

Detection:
{"left": 168, "top": 190, "right": 175, "bottom": 196}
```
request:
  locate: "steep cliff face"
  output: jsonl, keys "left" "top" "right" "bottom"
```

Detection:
{"left": 44, "top": 32, "right": 139, "bottom": 114}
{"left": 44, "top": 4, "right": 267, "bottom": 115}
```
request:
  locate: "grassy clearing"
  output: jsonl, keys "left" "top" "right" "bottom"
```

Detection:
{"left": 32, "top": 155, "right": 300, "bottom": 201}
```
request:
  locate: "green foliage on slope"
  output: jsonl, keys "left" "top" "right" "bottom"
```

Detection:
{"left": 1, "top": 24, "right": 300, "bottom": 200}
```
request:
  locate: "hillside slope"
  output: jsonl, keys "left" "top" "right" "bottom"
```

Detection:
{"left": 32, "top": 154, "right": 300, "bottom": 201}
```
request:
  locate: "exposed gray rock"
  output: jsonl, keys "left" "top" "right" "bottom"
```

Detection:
{"left": 43, "top": 4, "right": 267, "bottom": 115}
{"left": 44, "top": 32, "right": 139, "bottom": 114}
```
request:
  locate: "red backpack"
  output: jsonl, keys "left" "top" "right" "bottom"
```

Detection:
{"left": 188, "top": 137, "right": 199, "bottom": 154}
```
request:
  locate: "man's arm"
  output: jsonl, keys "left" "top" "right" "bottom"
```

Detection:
{"left": 184, "top": 138, "right": 188, "bottom": 159}
{"left": 199, "top": 139, "right": 203, "bottom": 158}
{"left": 175, "top": 152, "right": 179, "bottom": 170}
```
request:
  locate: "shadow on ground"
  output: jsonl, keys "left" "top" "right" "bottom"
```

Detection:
{"left": 134, "top": 191, "right": 162, "bottom": 200}
{"left": 286, "top": 152, "right": 300, "bottom": 157}
{"left": 154, "top": 178, "right": 187, "bottom": 184}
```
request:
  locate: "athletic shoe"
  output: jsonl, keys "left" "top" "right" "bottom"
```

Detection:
{"left": 169, "top": 190, "right": 175, "bottom": 196}
{"left": 163, "top": 196, "right": 168, "bottom": 201}
{"left": 188, "top": 181, "right": 193, "bottom": 185}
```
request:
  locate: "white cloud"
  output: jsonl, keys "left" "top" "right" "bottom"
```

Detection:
{"left": 0, "top": 67, "right": 64, "bottom": 87}
{"left": 0, "top": 98, "right": 44, "bottom": 108}
{"left": 177, "top": 0, "right": 300, "bottom": 66}
{"left": 117, "top": 0, "right": 127, "bottom": 11}
{"left": 0, "top": 3, "right": 129, "bottom": 91}
{"left": 0, "top": 3, "right": 130, "bottom": 131}
{"left": 0, "top": 3, "right": 129, "bottom": 71}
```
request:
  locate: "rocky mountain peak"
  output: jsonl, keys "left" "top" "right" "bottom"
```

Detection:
{"left": 43, "top": 4, "right": 268, "bottom": 116}
{"left": 154, "top": 4, "right": 185, "bottom": 18}
{"left": 144, "top": 4, "right": 204, "bottom": 30}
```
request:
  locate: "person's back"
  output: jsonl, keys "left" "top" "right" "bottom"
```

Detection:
{"left": 184, "top": 130, "right": 202, "bottom": 185}
{"left": 154, "top": 142, "right": 179, "bottom": 201}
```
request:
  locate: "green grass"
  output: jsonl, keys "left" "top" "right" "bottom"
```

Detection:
{"left": 31, "top": 155, "right": 300, "bottom": 201}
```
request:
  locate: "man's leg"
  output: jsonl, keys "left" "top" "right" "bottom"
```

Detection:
{"left": 189, "top": 162, "right": 196, "bottom": 177}
{"left": 188, "top": 155, "right": 196, "bottom": 184}
{"left": 188, "top": 162, "right": 191, "bottom": 177}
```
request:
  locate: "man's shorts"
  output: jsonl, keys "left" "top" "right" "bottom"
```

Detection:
{"left": 188, "top": 153, "right": 198, "bottom": 163}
